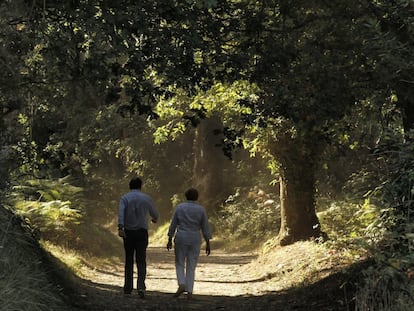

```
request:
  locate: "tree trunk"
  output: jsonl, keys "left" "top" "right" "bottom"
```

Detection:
{"left": 192, "top": 116, "right": 231, "bottom": 209}
{"left": 272, "top": 135, "right": 326, "bottom": 246}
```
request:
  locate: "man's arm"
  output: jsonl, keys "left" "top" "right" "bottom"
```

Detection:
{"left": 118, "top": 224, "right": 126, "bottom": 238}
{"left": 148, "top": 198, "right": 159, "bottom": 223}
{"left": 118, "top": 197, "right": 126, "bottom": 237}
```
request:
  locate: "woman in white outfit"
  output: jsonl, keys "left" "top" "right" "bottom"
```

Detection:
{"left": 167, "top": 188, "right": 211, "bottom": 299}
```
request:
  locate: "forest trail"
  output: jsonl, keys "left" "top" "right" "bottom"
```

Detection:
{"left": 68, "top": 246, "right": 349, "bottom": 311}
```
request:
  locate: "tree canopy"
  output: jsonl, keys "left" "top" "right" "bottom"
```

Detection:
{"left": 0, "top": 0, "right": 412, "bottom": 245}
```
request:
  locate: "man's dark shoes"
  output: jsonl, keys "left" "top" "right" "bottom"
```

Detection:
{"left": 138, "top": 289, "right": 145, "bottom": 299}
{"left": 173, "top": 284, "right": 186, "bottom": 298}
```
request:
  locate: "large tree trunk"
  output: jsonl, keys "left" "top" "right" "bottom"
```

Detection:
{"left": 277, "top": 154, "right": 322, "bottom": 245}
{"left": 272, "top": 135, "right": 326, "bottom": 245}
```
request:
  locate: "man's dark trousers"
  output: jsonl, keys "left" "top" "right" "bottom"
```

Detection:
{"left": 123, "top": 229, "right": 148, "bottom": 293}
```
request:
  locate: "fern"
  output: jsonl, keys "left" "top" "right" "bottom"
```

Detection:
{"left": 8, "top": 176, "right": 84, "bottom": 238}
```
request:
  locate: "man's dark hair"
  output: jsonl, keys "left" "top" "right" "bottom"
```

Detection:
{"left": 129, "top": 177, "right": 142, "bottom": 190}
{"left": 185, "top": 188, "right": 198, "bottom": 201}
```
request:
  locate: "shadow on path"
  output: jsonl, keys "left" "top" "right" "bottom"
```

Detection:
{"left": 63, "top": 246, "right": 366, "bottom": 310}
{"left": 147, "top": 246, "right": 257, "bottom": 265}
{"left": 68, "top": 270, "right": 356, "bottom": 311}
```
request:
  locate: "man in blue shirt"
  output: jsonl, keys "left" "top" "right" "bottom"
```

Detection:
{"left": 118, "top": 177, "right": 159, "bottom": 298}
{"left": 167, "top": 188, "right": 211, "bottom": 299}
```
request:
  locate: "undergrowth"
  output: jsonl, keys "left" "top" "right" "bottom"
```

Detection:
{"left": 7, "top": 176, "right": 84, "bottom": 241}
{"left": 351, "top": 131, "right": 414, "bottom": 311}
{"left": 0, "top": 206, "right": 71, "bottom": 311}
{"left": 213, "top": 186, "right": 280, "bottom": 249}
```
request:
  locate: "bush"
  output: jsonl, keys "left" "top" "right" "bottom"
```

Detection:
{"left": 215, "top": 187, "right": 280, "bottom": 246}
{"left": 354, "top": 131, "right": 414, "bottom": 310}
{"left": 318, "top": 199, "right": 383, "bottom": 252}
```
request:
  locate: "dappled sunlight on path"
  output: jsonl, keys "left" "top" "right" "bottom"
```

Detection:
{"left": 71, "top": 243, "right": 357, "bottom": 310}
{"left": 81, "top": 246, "right": 267, "bottom": 297}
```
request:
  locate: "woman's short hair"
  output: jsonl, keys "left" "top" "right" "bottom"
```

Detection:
{"left": 185, "top": 188, "right": 198, "bottom": 201}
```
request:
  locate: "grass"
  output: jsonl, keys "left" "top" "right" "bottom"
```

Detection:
{"left": 242, "top": 238, "right": 364, "bottom": 292}
{"left": 40, "top": 241, "right": 85, "bottom": 276}
{"left": 0, "top": 206, "right": 71, "bottom": 311}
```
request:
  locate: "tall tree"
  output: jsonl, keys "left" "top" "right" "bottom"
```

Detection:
{"left": 151, "top": 0, "right": 407, "bottom": 244}
{"left": 192, "top": 115, "right": 233, "bottom": 208}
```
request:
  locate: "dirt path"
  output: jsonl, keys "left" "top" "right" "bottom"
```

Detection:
{"left": 68, "top": 246, "right": 350, "bottom": 311}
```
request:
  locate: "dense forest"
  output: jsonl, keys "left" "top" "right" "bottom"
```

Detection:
{"left": 1, "top": 1, "right": 413, "bottom": 310}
